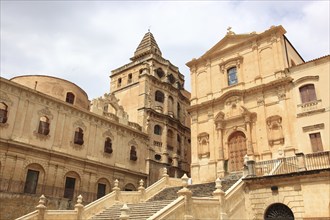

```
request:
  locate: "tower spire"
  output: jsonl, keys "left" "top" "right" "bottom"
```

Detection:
{"left": 130, "top": 31, "right": 162, "bottom": 61}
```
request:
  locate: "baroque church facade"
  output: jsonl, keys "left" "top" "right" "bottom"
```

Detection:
{"left": 2, "top": 25, "right": 330, "bottom": 220}
{"left": 0, "top": 32, "right": 191, "bottom": 220}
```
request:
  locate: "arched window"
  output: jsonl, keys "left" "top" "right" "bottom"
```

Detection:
{"left": 24, "top": 169, "right": 39, "bottom": 194}
{"left": 66, "top": 92, "right": 75, "bottom": 104}
{"left": 264, "top": 203, "right": 294, "bottom": 220}
{"left": 130, "top": 146, "right": 137, "bottom": 161}
{"left": 167, "top": 74, "right": 175, "bottom": 84}
{"left": 23, "top": 163, "right": 45, "bottom": 195}
{"left": 104, "top": 137, "right": 113, "bottom": 154}
{"left": 167, "top": 129, "right": 174, "bottom": 138}
{"left": 227, "top": 67, "right": 238, "bottom": 86}
{"left": 96, "top": 178, "right": 110, "bottom": 199}
{"left": 63, "top": 171, "right": 80, "bottom": 199}
{"left": 0, "top": 102, "right": 8, "bottom": 123}
{"left": 74, "top": 127, "right": 84, "bottom": 145}
{"left": 154, "top": 125, "right": 162, "bottom": 135}
{"left": 168, "top": 96, "right": 174, "bottom": 114}
{"left": 177, "top": 103, "right": 181, "bottom": 119}
{"left": 124, "top": 183, "right": 136, "bottom": 191}
{"left": 156, "top": 68, "right": 165, "bottom": 78}
{"left": 117, "top": 78, "right": 122, "bottom": 88}
{"left": 128, "top": 73, "right": 132, "bottom": 84}
{"left": 299, "top": 84, "right": 317, "bottom": 103}
{"left": 38, "top": 116, "right": 50, "bottom": 135}
{"left": 155, "top": 91, "right": 164, "bottom": 103}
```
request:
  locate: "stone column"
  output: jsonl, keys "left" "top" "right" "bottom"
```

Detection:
{"left": 161, "top": 123, "right": 168, "bottom": 163}
{"left": 295, "top": 152, "right": 306, "bottom": 171}
{"left": 216, "top": 121, "right": 225, "bottom": 177}
{"left": 245, "top": 114, "right": 253, "bottom": 155}
{"left": 163, "top": 93, "right": 168, "bottom": 115}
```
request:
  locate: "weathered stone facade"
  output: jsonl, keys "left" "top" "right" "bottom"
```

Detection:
{"left": 0, "top": 76, "right": 149, "bottom": 219}
{"left": 186, "top": 25, "right": 329, "bottom": 183}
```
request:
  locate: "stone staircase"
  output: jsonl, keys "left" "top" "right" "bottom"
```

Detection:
{"left": 149, "top": 172, "right": 242, "bottom": 201}
{"left": 89, "top": 199, "right": 174, "bottom": 220}
{"left": 89, "top": 173, "right": 242, "bottom": 220}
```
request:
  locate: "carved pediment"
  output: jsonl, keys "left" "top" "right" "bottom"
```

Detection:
{"left": 203, "top": 34, "right": 256, "bottom": 58}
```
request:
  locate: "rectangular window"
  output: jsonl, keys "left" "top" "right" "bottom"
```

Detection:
{"left": 227, "top": 67, "right": 238, "bottom": 86}
{"left": 97, "top": 183, "right": 106, "bottom": 199}
{"left": 309, "top": 132, "right": 323, "bottom": 152}
{"left": 64, "top": 177, "right": 76, "bottom": 199}
{"left": 24, "top": 169, "right": 39, "bottom": 194}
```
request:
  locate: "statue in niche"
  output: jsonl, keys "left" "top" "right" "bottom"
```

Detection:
{"left": 266, "top": 115, "right": 284, "bottom": 146}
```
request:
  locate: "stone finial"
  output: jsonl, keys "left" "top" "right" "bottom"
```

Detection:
{"left": 181, "top": 173, "right": 189, "bottom": 187}
{"left": 36, "top": 194, "right": 46, "bottom": 209}
{"left": 162, "top": 167, "right": 169, "bottom": 177}
{"left": 139, "top": 179, "right": 144, "bottom": 187}
{"left": 36, "top": 194, "right": 47, "bottom": 220}
{"left": 114, "top": 179, "right": 119, "bottom": 187}
{"left": 119, "top": 203, "right": 130, "bottom": 220}
{"left": 215, "top": 178, "right": 222, "bottom": 190}
{"left": 76, "top": 195, "right": 83, "bottom": 204}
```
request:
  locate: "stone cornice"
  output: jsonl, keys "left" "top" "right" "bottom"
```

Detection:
{"left": 0, "top": 138, "right": 148, "bottom": 177}
{"left": 0, "top": 77, "right": 148, "bottom": 140}
{"left": 188, "top": 77, "right": 292, "bottom": 113}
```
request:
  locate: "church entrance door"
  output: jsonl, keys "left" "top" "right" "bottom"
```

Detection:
{"left": 228, "top": 131, "right": 247, "bottom": 172}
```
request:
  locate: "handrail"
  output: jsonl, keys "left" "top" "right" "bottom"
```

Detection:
{"left": 82, "top": 191, "right": 116, "bottom": 218}
{"left": 15, "top": 210, "right": 38, "bottom": 220}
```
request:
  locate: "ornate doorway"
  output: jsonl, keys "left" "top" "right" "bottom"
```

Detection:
{"left": 264, "top": 203, "right": 294, "bottom": 220}
{"left": 228, "top": 131, "right": 247, "bottom": 172}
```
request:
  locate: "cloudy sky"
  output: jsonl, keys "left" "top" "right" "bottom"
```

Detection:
{"left": 1, "top": 1, "right": 329, "bottom": 100}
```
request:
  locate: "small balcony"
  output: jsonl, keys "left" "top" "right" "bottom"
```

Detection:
{"left": 297, "top": 99, "right": 324, "bottom": 117}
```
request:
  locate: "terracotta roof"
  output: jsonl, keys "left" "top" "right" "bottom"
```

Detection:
{"left": 131, "top": 31, "right": 162, "bottom": 60}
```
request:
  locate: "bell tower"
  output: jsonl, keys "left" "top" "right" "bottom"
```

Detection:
{"left": 110, "top": 31, "right": 191, "bottom": 184}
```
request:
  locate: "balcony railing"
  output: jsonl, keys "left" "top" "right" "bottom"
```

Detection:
{"left": 251, "top": 151, "right": 330, "bottom": 177}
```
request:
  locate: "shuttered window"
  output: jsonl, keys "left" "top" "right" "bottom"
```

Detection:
{"left": 299, "top": 84, "right": 317, "bottom": 103}
{"left": 309, "top": 132, "right": 323, "bottom": 152}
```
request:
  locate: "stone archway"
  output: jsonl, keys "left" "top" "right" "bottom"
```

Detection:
{"left": 264, "top": 203, "right": 294, "bottom": 220}
{"left": 228, "top": 131, "right": 247, "bottom": 172}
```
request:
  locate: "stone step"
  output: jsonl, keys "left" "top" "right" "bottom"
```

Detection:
{"left": 90, "top": 200, "right": 174, "bottom": 220}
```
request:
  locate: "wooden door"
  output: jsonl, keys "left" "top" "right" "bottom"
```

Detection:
{"left": 228, "top": 131, "right": 247, "bottom": 172}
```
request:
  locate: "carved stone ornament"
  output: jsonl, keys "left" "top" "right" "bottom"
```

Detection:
{"left": 266, "top": 115, "right": 284, "bottom": 146}
{"left": 37, "top": 107, "right": 54, "bottom": 120}
{"left": 277, "top": 86, "right": 286, "bottom": 100}
{"left": 257, "top": 96, "right": 264, "bottom": 106}
{"left": 73, "top": 119, "right": 87, "bottom": 130}
{"left": 103, "top": 129, "right": 114, "bottom": 139}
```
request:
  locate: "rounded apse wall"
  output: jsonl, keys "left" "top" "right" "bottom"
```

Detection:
{"left": 10, "top": 75, "right": 89, "bottom": 110}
